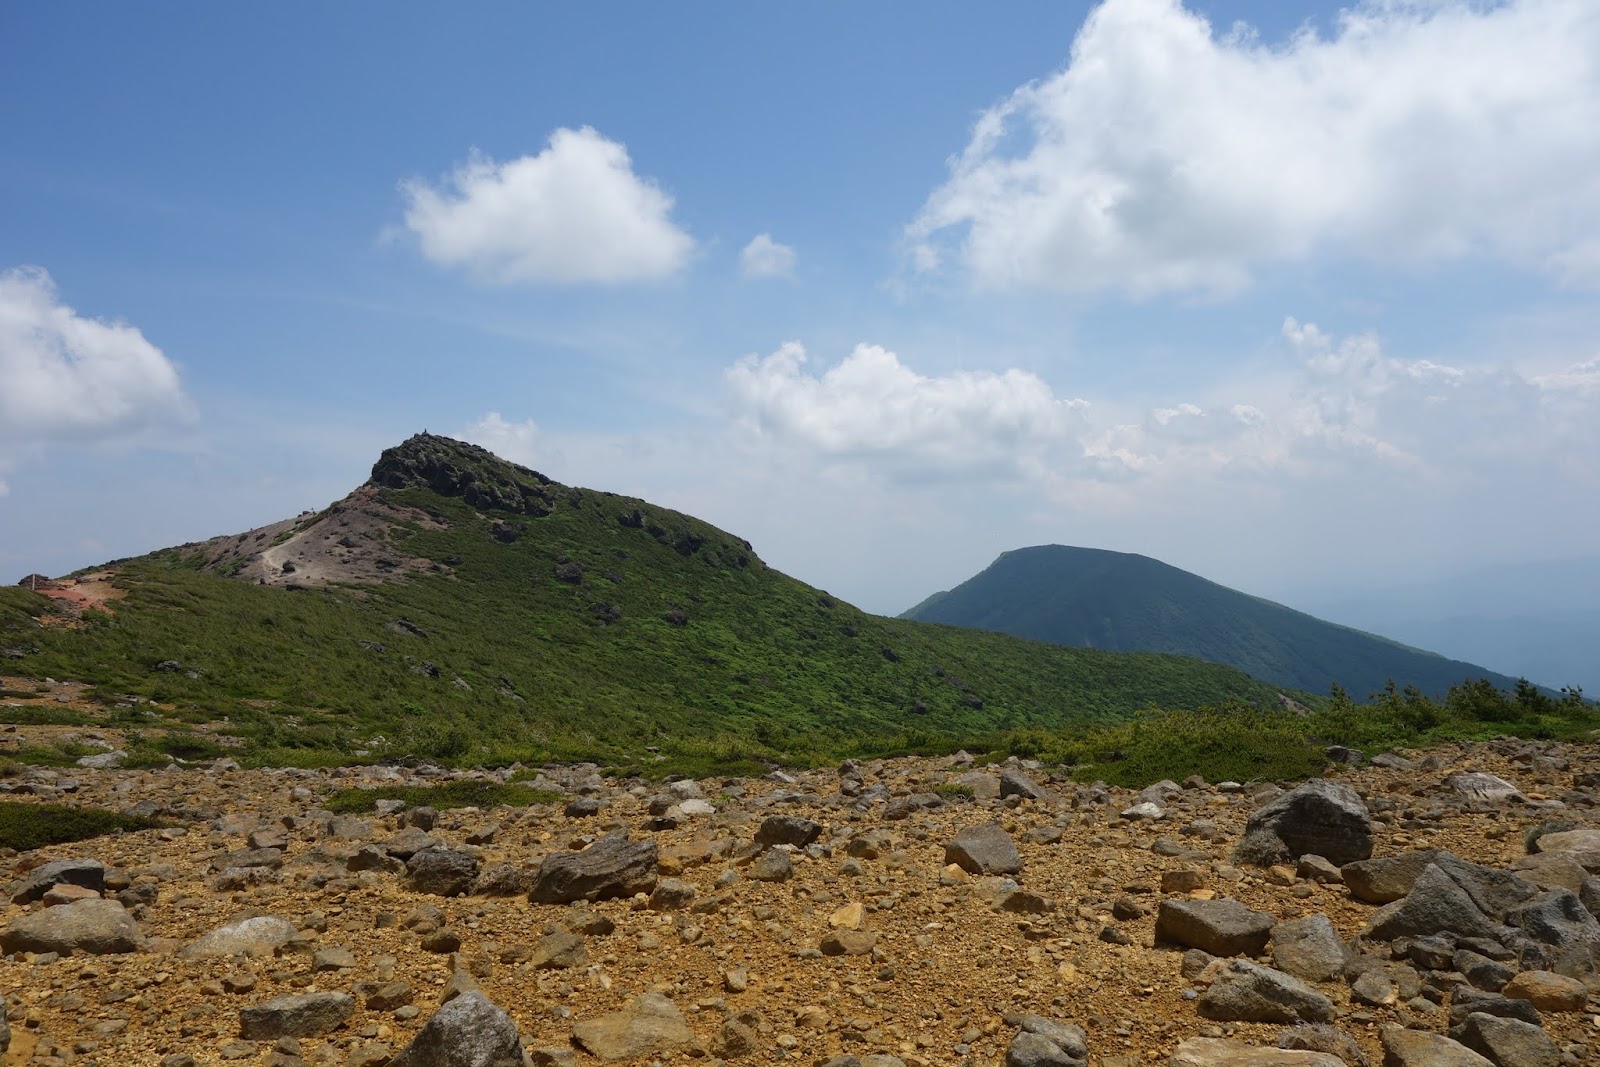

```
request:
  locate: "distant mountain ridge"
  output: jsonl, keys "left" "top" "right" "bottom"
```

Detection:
{"left": 901, "top": 545, "right": 1534, "bottom": 698}
{"left": 0, "top": 438, "right": 1287, "bottom": 770}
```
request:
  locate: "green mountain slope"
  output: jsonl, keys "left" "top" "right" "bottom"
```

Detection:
{"left": 0, "top": 437, "right": 1285, "bottom": 770}
{"left": 901, "top": 545, "right": 1532, "bottom": 698}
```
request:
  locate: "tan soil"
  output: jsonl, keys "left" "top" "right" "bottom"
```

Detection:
{"left": 0, "top": 743, "right": 1596, "bottom": 1066}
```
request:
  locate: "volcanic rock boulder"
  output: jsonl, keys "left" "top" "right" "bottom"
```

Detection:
{"left": 388, "top": 991, "right": 525, "bottom": 1067}
{"left": 1342, "top": 850, "right": 1444, "bottom": 904}
{"left": 10, "top": 859, "right": 106, "bottom": 905}
{"left": 0, "top": 897, "right": 143, "bottom": 956}
{"left": 529, "top": 833, "right": 658, "bottom": 904}
{"left": 754, "top": 815, "right": 822, "bottom": 848}
{"left": 944, "top": 823, "right": 1022, "bottom": 875}
{"left": 1156, "top": 898, "right": 1274, "bottom": 957}
{"left": 406, "top": 847, "right": 480, "bottom": 897}
{"left": 1234, "top": 779, "right": 1372, "bottom": 867}
{"left": 571, "top": 992, "right": 693, "bottom": 1060}
{"left": 1196, "top": 961, "right": 1335, "bottom": 1024}
{"left": 238, "top": 992, "right": 355, "bottom": 1040}
{"left": 1169, "top": 1038, "right": 1343, "bottom": 1066}
{"left": 1378, "top": 1025, "right": 1494, "bottom": 1067}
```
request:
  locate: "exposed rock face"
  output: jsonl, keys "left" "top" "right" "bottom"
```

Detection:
{"left": 1270, "top": 914, "right": 1351, "bottom": 982}
{"left": 1450, "top": 1012, "right": 1561, "bottom": 1067}
{"left": 388, "top": 991, "right": 525, "bottom": 1067}
{"left": 754, "top": 814, "right": 822, "bottom": 848}
{"left": 1342, "top": 850, "right": 1443, "bottom": 904}
{"left": 0, "top": 897, "right": 143, "bottom": 955}
{"left": 1378, "top": 1025, "right": 1494, "bottom": 1067}
{"left": 1004, "top": 1015, "right": 1086, "bottom": 1067}
{"left": 1234, "top": 779, "right": 1372, "bottom": 867}
{"left": 570, "top": 992, "right": 693, "bottom": 1060}
{"left": 179, "top": 915, "right": 298, "bottom": 959}
{"left": 529, "top": 833, "right": 658, "bottom": 904}
{"left": 944, "top": 823, "right": 1022, "bottom": 875}
{"left": 1196, "top": 961, "right": 1336, "bottom": 1024}
{"left": 238, "top": 992, "right": 355, "bottom": 1039}
{"left": 1170, "top": 1038, "right": 1343, "bottom": 1066}
{"left": 1444, "top": 772, "right": 1524, "bottom": 803}
{"left": 405, "top": 847, "right": 480, "bottom": 897}
{"left": 999, "top": 768, "right": 1051, "bottom": 803}
{"left": 1156, "top": 898, "right": 1274, "bottom": 957}
{"left": 9, "top": 858, "right": 105, "bottom": 904}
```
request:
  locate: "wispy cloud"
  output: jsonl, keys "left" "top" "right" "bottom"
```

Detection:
{"left": 739, "top": 233, "right": 797, "bottom": 279}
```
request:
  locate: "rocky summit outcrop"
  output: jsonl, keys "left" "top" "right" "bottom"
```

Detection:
{"left": 1, "top": 738, "right": 1598, "bottom": 1065}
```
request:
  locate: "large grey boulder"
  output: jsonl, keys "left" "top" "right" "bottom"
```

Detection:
{"left": 1444, "top": 772, "right": 1523, "bottom": 803}
{"left": 1234, "top": 779, "right": 1372, "bottom": 867}
{"left": 1156, "top": 898, "right": 1274, "bottom": 957}
{"left": 10, "top": 859, "right": 106, "bottom": 904}
{"left": 1379, "top": 1024, "right": 1494, "bottom": 1066}
{"left": 1196, "top": 960, "right": 1335, "bottom": 1024}
{"left": 1275, "top": 1025, "right": 1370, "bottom": 1067}
{"left": 1270, "top": 914, "right": 1351, "bottom": 982}
{"left": 1004, "top": 1016, "right": 1087, "bottom": 1067}
{"left": 179, "top": 915, "right": 298, "bottom": 959}
{"left": 406, "top": 847, "right": 480, "bottom": 897}
{"left": 388, "top": 991, "right": 525, "bottom": 1067}
{"left": 571, "top": 992, "right": 693, "bottom": 1060}
{"left": 1342, "top": 850, "right": 1444, "bottom": 904}
{"left": 238, "top": 992, "right": 354, "bottom": 1039}
{"left": 944, "top": 823, "right": 1022, "bottom": 876}
{"left": 1169, "top": 1038, "right": 1342, "bottom": 1066}
{"left": 1364, "top": 863, "right": 1505, "bottom": 942}
{"left": 1449, "top": 1012, "right": 1561, "bottom": 1067}
{"left": 1502, "top": 888, "right": 1600, "bottom": 949}
{"left": 999, "top": 768, "right": 1051, "bottom": 803}
{"left": 529, "top": 833, "right": 658, "bottom": 904}
{"left": 0, "top": 897, "right": 143, "bottom": 955}
{"left": 754, "top": 815, "right": 822, "bottom": 848}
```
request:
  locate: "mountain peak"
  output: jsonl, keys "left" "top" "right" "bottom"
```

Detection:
{"left": 904, "top": 544, "right": 1531, "bottom": 697}
{"left": 369, "top": 432, "right": 558, "bottom": 515}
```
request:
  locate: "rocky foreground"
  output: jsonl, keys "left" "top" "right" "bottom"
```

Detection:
{"left": 2, "top": 740, "right": 1599, "bottom": 1067}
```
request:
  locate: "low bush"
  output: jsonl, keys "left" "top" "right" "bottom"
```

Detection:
{"left": 0, "top": 801, "right": 164, "bottom": 852}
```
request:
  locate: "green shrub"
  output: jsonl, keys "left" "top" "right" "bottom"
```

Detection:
{"left": 0, "top": 801, "right": 165, "bottom": 852}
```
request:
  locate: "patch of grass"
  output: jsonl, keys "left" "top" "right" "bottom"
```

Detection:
{"left": 935, "top": 782, "right": 976, "bottom": 801}
{"left": 3, "top": 742, "right": 98, "bottom": 768}
{"left": 322, "top": 779, "right": 561, "bottom": 813}
{"left": 0, "top": 800, "right": 165, "bottom": 852}
{"left": 0, "top": 705, "right": 97, "bottom": 727}
{"left": 1035, "top": 704, "right": 1329, "bottom": 787}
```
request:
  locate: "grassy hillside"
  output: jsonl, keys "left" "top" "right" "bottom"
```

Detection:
{"left": 901, "top": 544, "right": 1539, "bottom": 699}
{"left": 0, "top": 437, "right": 1285, "bottom": 772}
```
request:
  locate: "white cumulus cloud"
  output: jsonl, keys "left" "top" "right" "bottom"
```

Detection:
{"left": 459, "top": 412, "right": 542, "bottom": 468}
{"left": 909, "top": 0, "right": 1600, "bottom": 296}
{"left": 726, "top": 341, "right": 1088, "bottom": 480}
{"left": 740, "top": 233, "right": 797, "bottom": 279}
{"left": 402, "top": 127, "right": 694, "bottom": 285}
{"left": 0, "top": 266, "right": 191, "bottom": 445}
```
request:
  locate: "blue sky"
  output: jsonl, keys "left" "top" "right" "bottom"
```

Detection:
{"left": 3, "top": 0, "right": 1598, "bottom": 621}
